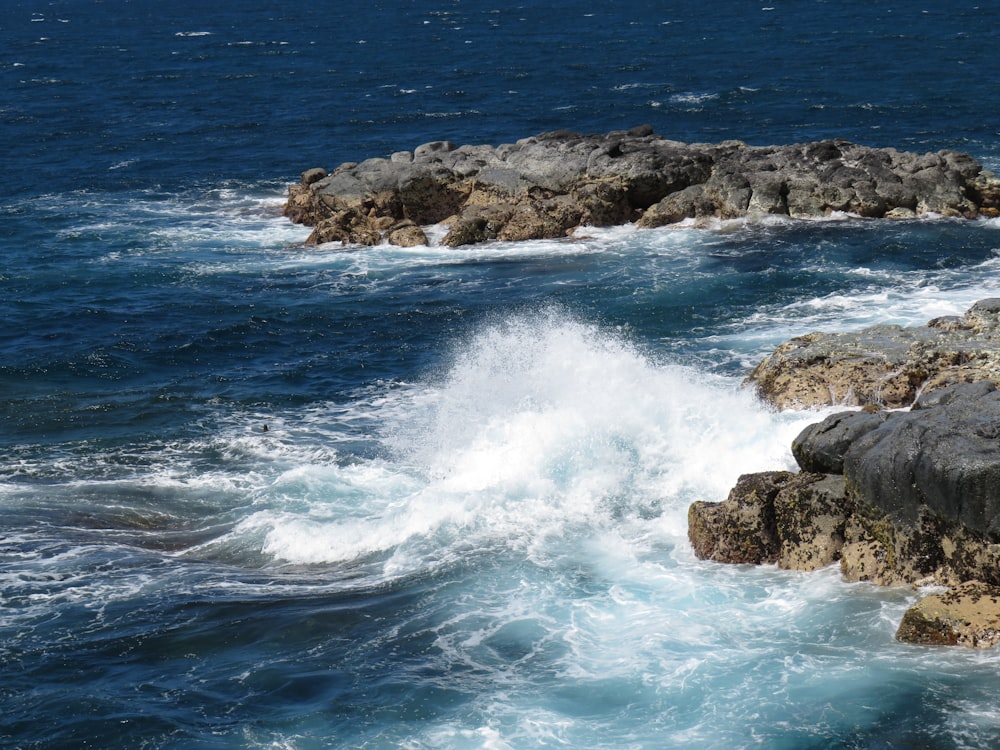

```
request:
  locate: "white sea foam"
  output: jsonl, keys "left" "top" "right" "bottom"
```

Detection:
{"left": 670, "top": 91, "right": 720, "bottom": 106}
{"left": 242, "top": 309, "right": 816, "bottom": 572}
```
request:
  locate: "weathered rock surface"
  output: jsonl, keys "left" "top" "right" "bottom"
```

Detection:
{"left": 690, "top": 378, "right": 1000, "bottom": 646}
{"left": 896, "top": 581, "right": 1000, "bottom": 647}
{"left": 688, "top": 471, "right": 851, "bottom": 572}
{"left": 747, "top": 299, "right": 1000, "bottom": 410}
{"left": 284, "top": 127, "right": 1000, "bottom": 247}
{"left": 695, "top": 381, "right": 1000, "bottom": 586}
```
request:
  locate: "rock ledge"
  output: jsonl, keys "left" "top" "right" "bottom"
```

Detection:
{"left": 747, "top": 299, "right": 1000, "bottom": 410}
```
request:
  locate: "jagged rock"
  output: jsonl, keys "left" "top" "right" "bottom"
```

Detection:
{"left": 774, "top": 473, "right": 853, "bottom": 571}
{"left": 696, "top": 314, "right": 1000, "bottom": 645}
{"left": 695, "top": 379, "right": 1000, "bottom": 588}
{"left": 688, "top": 471, "right": 787, "bottom": 564}
{"left": 688, "top": 471, "right": 851, "bottom": 571}
{"left": 747, "top": 299, "right": 1000, "bottom": 410}
{"left": 896, "top": 581, "right": 1000, "bottom": 648}
{"left": 284, "top": 129, "right": 1000, "bottom": 247}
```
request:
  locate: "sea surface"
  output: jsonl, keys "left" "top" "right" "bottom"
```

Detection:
{"left": 3, "top": 1, "right": 1000, "bottom": 747}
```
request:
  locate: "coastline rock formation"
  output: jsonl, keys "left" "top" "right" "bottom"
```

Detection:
{"left": 693, "top": 303, "right": 1000, "bottom": 647}
{"left": 895, "top": 581, "right": 1000, "bottom": 648}
{"left": 691, "top": 380, "right": 1000, "bottom": 585}
{"left": 284, "top": 127, "right": 1000, "bottom": 247}
{"left": 747, "top": 299, "right": 1000, "bottom": 410}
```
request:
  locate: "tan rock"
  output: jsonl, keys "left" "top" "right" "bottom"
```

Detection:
{"left": 747, "top": 300, "right": 1000, "bottom": 409}
{"left": 897, "top": 581, "right": 1000, "bottom": 648}
{"left": 688, "top": 471, "right": 851, "bottom": 570}
{"left": 387, "top": 221, "right": 428, "bottom": 247}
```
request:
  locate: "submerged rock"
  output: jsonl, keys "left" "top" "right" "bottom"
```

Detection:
{"left": 284, "top": 128, "right": 1000, "bottom": 247}
{"left": 747, "top": 299, "right": 1000, "bottom": 410}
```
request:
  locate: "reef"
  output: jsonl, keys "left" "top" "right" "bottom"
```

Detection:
{"left": 284, "top": 127, "right": 1000, "bottom": 247}
{"left": 691, "top": 301, "right": 1000, "bottom": 648}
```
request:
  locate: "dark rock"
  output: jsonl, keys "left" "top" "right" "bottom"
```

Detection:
{"left": 791, "top": 410, "right": 887, "bottom": 474}
{"left": 285, "top": 129, "right": 1000, "bottom": 247}
{"left": 911, "top": 380, "right": 997, "bottom": 410}
{"left": 843, "top": 386, "right": 1000, "bottom": 539}
{"left": 698, "top": 378, "right": 1000, "bottom": 592}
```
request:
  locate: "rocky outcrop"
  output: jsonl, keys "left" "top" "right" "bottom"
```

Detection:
{"left": 689, "top": 471, "right": 851, "bottom": 571}
{"left": 689, "top": 378, "right": 1000, "bottom": 647}
{"left": 284, "top": 127, "right": 1000, "bottom": 247}
{"left": 747, "top": 299, "right": 1000, "bottom": 410}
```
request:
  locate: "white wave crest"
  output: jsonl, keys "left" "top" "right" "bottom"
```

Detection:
{"left": 244, "top": 309, "right": 815, "bottom": 570}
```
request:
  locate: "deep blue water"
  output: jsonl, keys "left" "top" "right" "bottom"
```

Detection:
{"left": 3, "top": 1, "right": 1000, "bottom": 748}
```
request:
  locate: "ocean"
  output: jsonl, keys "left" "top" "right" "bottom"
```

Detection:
{"left": 3, "top": 1, "right": 1000, "bottom": 747}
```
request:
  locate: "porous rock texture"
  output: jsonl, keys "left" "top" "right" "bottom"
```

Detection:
{"left": 895, "top": 581, "right": 1000, "bottom": 648}
{"left": 689, "top": 377, "right": 1000, "bottom": 647}
{"left": 284, "top": 127, "right": 1000, "bottom": 247}
{"left": 747, "top": 299, "right": 1000, "bottom": 410}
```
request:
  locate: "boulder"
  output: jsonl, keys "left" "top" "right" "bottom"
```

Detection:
{"left": 791, "top": 409, "right": 886, "bottom": 474}
{"left": 284, "top": 129, "right": 1000, "bottom": 247}
{"left": 842, "top": 383, "right": 1000, "bottom": 543}
{"left": 387, "top": 220, "right": 428, "bottom": 247}
{"left": 688, "top": 471, "right": 787, "bottom": 565}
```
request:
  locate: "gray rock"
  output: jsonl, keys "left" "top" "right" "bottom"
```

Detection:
{"left": 791, "top": 409, "right": 888, "bottom": 474}
{"left": 912, "top": 380, "right": 997, "bottom": 410}
{"left": 284, "top": 129, "right": 1000, "bottom": 246}
{"left": 843, "top": 385, "right": 1000, "bottom": 538}
{"left": 413, "top": 140, "right": 457, "bottom": 160}
{"left": 747, "top": 301, "right": 1000, "bottom": 410}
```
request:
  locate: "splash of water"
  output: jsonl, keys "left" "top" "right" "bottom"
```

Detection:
{"left": 242, "top": 308, "right": 814, "bottom": 572}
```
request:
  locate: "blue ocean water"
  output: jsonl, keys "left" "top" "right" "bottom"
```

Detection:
{"left": 3, "top": 1, "right": 1000, "bottom": 747}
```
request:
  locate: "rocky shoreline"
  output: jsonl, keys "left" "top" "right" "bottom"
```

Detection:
{"left": 285, "top": 130, "right": 1000, "bottom": 645}
{"left": 284, "top": 127, "right": 1000, "bottom": 247}
{"left": 693, "top": 300, "right": 1000, "bottom": 648}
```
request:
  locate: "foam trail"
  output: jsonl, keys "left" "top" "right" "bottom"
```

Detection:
{"left": 245, "top": 309, "right": 816, "bottom": 570}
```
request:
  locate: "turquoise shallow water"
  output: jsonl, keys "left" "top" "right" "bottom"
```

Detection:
{"left": 3, "top": 1, "right": 1000, "bottom": 747}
